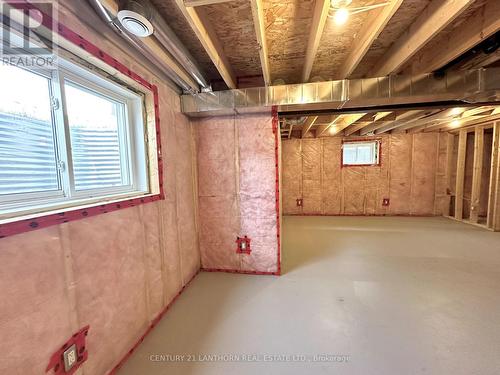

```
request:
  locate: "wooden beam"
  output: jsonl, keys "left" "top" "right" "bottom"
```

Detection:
{"left": 487, "top": 122, "right": 500, "bottom": 230}
{"left": 344, "top": 112, "right": 391, "bottom": 136}
{"left": 404, "top": 108, "right": 466, "bottom": 134}
{"left": 369, "top": 0, "right": 475, "bottom": 76}
{"left": 410, "top": 0, "right": 500, "bottom": 73}
{"left": 448, "top": 114, "right": 500, "bottom": 133}
{"left": 423, "top": 113, "right": 493, "bottom": 133}
{"left": 316, "top": 113, "right": 366, "bottom": 137}
{"left": 374, "top": 111, "right": 394, "bottom": 122}
{"left": 301, "top": 116, "right": 318, "bottom": 138}
{"left": 338, "top": 0, "right": 403, "bottom": 78}
{"left": 374, "top": 110, "right": 435, "bottom": 134}
{"left": 470, "top": 127, "right": 484, "bottom": 223}
{"left": 330, "top": 113, "right": 366, "bottom": 136}
{"left": 445, "top": 132, "right": 455, "bottom": 216}
{"left": 184, "top": 0, "right": 233, "bottom": 6}
{"left": 316, "top": 116, "right": 341, "bottom": 138}
{"left": 174, "top": 2, "right": 237, "bottom": 88}
{"left": 359, "top": 111, "right": 416, "bottom": 135}
{"left": 455, "top": 130, "right": 467, "bottom": 220}
{"left": 461, "top": 106, "right": 495, "bottom": 118}
{"left": 344, "top": 121, "right": 370, "bottom": 136}
{"left": 250, "top": 0, "right": 271, "bottom": 85}
{"left": 302, "top": 0, "right": 330, "bottom": 82}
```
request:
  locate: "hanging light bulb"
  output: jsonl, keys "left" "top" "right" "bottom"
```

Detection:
{"left": 450, "top": 119, "right": 461, "bottom": 128}
{"left": 334, "top": 8, "right": 349, "bottom": 25}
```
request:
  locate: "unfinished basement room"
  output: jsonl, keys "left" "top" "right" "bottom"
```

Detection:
{"left": 2, "top": 0, "right": 500, "bottom": 374}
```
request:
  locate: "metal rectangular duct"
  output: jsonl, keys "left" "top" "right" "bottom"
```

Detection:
{"left": 181, "top": 68, "right": 500, "bottom": 117}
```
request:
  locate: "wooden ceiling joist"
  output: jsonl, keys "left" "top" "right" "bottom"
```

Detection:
{"left": 301, "top": 116, "right": 318, "bottom": 138}
{"left": 344, "top": 122, "right": 370, "bottom": 136}
{"left": 250, "top": 0, "right": 271, "bottom": 85}
{"left": 184, "top": 0, "right": 234, "bottom": 6}
{"left": 410, "top": 0, "right": 500, "bottom": 73}
{"left": 302, "top": 0, "right": 330, "bottom": 83}
{"left": 374, "top": 110, "right": 435, "bottom": 134}
{"left": 338, "top": 0, "right": 403, "bottom": 78}
{"left": 374, "top": 111, "right": 394, "bottom": 122}
{"left": 369, "top": 0, "right": 476, "bottom": 76}
{"left": 318, "top": 113, "right": 367, "bottom": 137}
{"left": 345, "top": 112, "right": 393, "bottom": 136}
{"left": 332, "top": 113, "right": 367, "bottom": 137}
{"left": 358, "top": 110, "right": 418, "bottom": 135}
{"left": 174, "top": 1, "right": 237, "bottom": 88}
{"left": 316, "top": 115, "right": 341, "bottom": 138}
{"left": 403, "top": 108, "right": 467, "bottom": 133}
{"left": 422, "top": 114, "right": 492, "bottom": 133}
{"left": 448, "top": 113, "right": 500, "bottom": 133}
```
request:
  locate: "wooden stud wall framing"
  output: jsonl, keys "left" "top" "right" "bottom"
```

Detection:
{"left": 444, "top": 121, "right": 500, "bottom": 231}
{"left": 488, "top": 122, "right": 500, "bottom": 230}
{"left": 444, "top": 133, "right": 455, "bottom": 216}
{"left": 470, "top": 127, "right": 484, "bottom": 223}
{"left": 454, "top": 130, "right": 467, "bottom": 220}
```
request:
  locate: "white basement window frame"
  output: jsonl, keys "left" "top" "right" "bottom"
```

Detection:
{"left": 341, "top": 140, "right": 381, "bottom": 167}
{"left": 0, "top": 58, "right": 150, "bottom": 220}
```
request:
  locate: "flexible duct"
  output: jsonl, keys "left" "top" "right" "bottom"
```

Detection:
{"left": 88, "top": 0, "right": 209, "bottom": 93}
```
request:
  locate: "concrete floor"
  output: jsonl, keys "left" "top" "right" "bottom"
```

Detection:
{"left": 118, "top": 216, "right": 500, "bottom": 375}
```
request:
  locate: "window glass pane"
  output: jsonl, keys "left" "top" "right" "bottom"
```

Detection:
{"left": 356, "top": 144, "right": 373, "bottom": 164}
{"left": 342, "top": 142, "right": 378, "bottom": 165}
{"left": 0, "top": 65, "right": 59, "bottom": 195}
{"left": 343, "top": 145, "right": 357, "bottom": 164}
{"left": 65, "top": 81, "right": 129, "bottom": 191}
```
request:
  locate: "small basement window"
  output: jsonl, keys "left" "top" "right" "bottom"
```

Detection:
{"left": 342, "top": 140, "right": 380, "bottom": 166}
{"left": 0, "top": 59, "right": 149, "bottom": 220}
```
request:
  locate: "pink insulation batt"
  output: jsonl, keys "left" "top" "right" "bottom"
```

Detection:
{"left": 282, "top": 133, "right": 447, "bottom": 216}
{"left": 195, "top": 113, "right": 279, "bottom": 274}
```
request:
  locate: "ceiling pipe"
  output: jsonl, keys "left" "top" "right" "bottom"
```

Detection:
{"left": 88, "top": 0, "right": 209, "bottom": 93}
{"left": 148, "top": 5, "right": 210, "bottom": 90}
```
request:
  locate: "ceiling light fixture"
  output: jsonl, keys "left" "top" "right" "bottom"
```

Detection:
{"left": 450, "top": 119, "right": 461, "bottom": 128}
{"left": 329, "top": 0, "right": 390, "bottom": 24}
{"left": 334, "top": 8, "right": 349, "bottom": 25}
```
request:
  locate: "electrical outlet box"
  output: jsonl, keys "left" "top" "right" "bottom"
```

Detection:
{"left": 236, "top": 236, "right": 251, "bottom": 254}
{"left": 63, "top": 344, "right": 77, "bottom": 372}
{"left": 382, "top": 198, "right": 390, "bottom": 206}
{"left": 46, "top": 325, "right": 89, "bottom": 375}
{"left": 296, "top": 198, "right": 303, "bottom": 207}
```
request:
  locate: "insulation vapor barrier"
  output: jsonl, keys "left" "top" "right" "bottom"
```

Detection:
{"left": 0, "top": 2, "right": 200, "bottom": 374}
{"left": 195, "top": 112, "right": 280, "bottom": 274}
{"left": 282, "top": 133, "right": 447, "bottom": 216}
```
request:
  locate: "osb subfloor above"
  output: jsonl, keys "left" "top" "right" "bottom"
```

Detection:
{"left": 149, "top": 0, "right": 223, "bottom": 82}
{"left": 153, "top": 0, "right": 499, "bottom": 87}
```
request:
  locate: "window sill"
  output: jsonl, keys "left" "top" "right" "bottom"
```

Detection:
{"left": 0, "top": 191, "right": 162, "bottom": 237}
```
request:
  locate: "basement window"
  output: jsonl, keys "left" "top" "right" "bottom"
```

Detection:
{"left": 0, "top": 59, "right": 149, "bottom": 220}
{"left": 342, "top": 140, "right": 380, "bottom": 166}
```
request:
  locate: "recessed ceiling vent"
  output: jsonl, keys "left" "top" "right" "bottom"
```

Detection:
{"left": 117, "top": 0, "right": 154, "bottom": 37}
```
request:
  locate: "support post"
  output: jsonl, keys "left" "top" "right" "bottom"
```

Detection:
{"left": 470, "top": 127, "right": 484, "bottom": 222}
{"left": 455, "top": 130, "right": 467, "bottom": 220}
{"left": 487, "top": 122, "right": 500, "bottom": 230}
